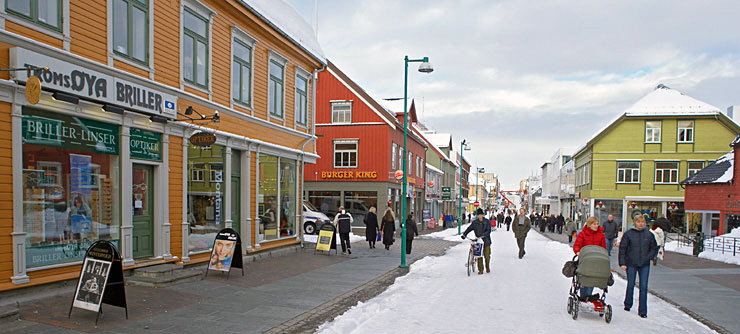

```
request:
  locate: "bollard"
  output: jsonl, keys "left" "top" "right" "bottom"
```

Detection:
{"left": 692, "top": 232, "right": 704, "bottom": 256}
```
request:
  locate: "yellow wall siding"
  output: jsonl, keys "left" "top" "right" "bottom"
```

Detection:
{"left": 169, "top": 135, "right": 184, "bottom": 259}
{"left": 0, "top": 102, "right": 12, "bottom": 287}
{"left": 4, "top": 21, "right": 63, "bottom": 49}
{"left": 113, "top": 59, "right": 150, "bottom": 79}
{"left": 69, "top": 0, "right": 107, "bottom": 64}
{"left": 152, "top": 0, "right": 181, "bottom": 88}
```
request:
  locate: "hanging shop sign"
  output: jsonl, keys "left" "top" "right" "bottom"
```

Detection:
{"left": 69, "top": 240, "right": 128, "bottom": 324}
{"left": 130, "top": 128, "right": 162, "bottom": 161}
{"left": 441, "top": 187, "right": 452, "bottom": 200}
{"left": 22, "top": 108, "right": 119, "bottom": 155}
{"left": 25, "top": 75, "right": 41, "bottom": 104}
{"left": 320, "top": 171, "right": 377, "bottom": 179}
{"left": 10, "top": 47, "right": 177, "bottom": 119}
{"left": 189, "top": 131, "right": 217, "bottom": 147}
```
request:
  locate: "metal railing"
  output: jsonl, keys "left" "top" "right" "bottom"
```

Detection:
{"left": 674, "top": 232, "right": 740, "bottom": 257}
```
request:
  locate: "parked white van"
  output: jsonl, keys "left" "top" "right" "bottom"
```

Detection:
{"left": 302, "top": 200, "right": 332, "bottom": 234}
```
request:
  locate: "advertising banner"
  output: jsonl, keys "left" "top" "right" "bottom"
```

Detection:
{"left": 205, "top": 228, "right": 243, "bottom": 278}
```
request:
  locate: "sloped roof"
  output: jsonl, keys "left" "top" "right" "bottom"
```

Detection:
{"left": 680, "top": 152, "right": 734, "bottom": 185}
{"left": 424, "top": 132, "right": 453, "bottom": 149}
{"left": 624, "top": 84, "right": 721, "bottom": 116}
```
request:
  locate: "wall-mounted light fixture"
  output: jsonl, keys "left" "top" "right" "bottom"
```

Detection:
{"left": 52, "top": 92, "right": 79, "bottom": 104}
{"left": 102, "top": 104, "right": 124, "bottom": 115}
{"left": 178, "top": 106, "right": 220, "bottom": 123}
{"left": 149, "top": 115, "right": 168, "bottom": 124}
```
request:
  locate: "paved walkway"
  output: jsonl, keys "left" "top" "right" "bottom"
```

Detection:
{"left": 3, "top": 227, "right": 457, "bottom": 333}
{"left": 537, "top": 229, "right": 740, "bottom": 334}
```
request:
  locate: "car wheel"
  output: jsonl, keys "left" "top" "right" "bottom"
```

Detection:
{"left": 304, "top": 222, "right": 316, "bottom": 235}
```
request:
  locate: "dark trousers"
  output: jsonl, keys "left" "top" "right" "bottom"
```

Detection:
{"left": 477, "top": 245, "right": 491, "bottom": 272}
{"left": 568, "top": 234, "right": 573, "bottom": 243}
{"left": 606, "top": 237, "right": 615, "bottom": 255}
{"left": 506, "top": 224, "right": 510, "bottom": 231}
{"left": 339, "top": 232, "right": 351, "bottom": 252}
{"left": 625, "top": 264, "right": 650, "bottom": 315}
{"left": 405, "top": 238, "right": 414, "bottom": 254}
{"left": 516, "top": 236, "right": 526, "bottom": 258}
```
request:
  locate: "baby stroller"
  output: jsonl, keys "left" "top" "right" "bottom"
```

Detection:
{"left": 565, "top": 245, "right": 613, "bottom": 323}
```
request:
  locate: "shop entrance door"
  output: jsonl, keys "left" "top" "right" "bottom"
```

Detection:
{"left": 132, "top": 164, "right": 154, "bottom": 258}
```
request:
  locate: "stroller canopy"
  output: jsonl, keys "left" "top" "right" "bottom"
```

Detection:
{"left": 576, "top": 245, "right": 611, "bottom": 289}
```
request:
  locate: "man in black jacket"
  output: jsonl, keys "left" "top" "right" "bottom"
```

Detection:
{"left": 333, "top": 206, "right": 353, "bottom": 254}
{"left": 619, "top": 215, "right": 658, "bottom": 318}
{"left": 603, "top": 214, "right": 619, "bottom": 256}
{"left": 462, "top": 208, "right": 492, "bottom": 274}
{"left": 403, "top": 213, "right": 419, "bottom": 255}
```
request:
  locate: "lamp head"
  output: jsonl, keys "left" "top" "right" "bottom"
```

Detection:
{"left": 185, "top": 106, "right": 194, "bottom": 115}
{"left": 418, "top": 57, "right": 434, "bottom": 73}
{"left": 212, "top": 111, "right": 220, "bottom": 123}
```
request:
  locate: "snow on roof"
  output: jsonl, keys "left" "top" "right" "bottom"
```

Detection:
{"left": 624, "top": 84, "right": 721, "bottom": 116}
{"left": 238, "top": 0, "right": 326, "bottom": 64}
{"left": 680, "top": 151, "right": 734, "bottom": 185}
{"left": 424, "top": 132, "right": 453, "bottom": 149}
{"left": 731, "top": 134, "right": 740, "bottom": 147}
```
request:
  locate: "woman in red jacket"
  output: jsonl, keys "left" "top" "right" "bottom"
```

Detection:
{"left": 573, "top": 216, "right": 607, "bottom": 299}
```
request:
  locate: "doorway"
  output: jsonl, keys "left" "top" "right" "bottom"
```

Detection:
{"left": 132, "top": 164, "right": 154, "bottom": 258}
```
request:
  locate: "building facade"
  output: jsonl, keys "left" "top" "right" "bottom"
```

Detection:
{"left": 1, "top": 0, "right": 324, "bottom": 291}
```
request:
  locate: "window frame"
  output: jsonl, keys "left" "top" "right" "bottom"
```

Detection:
{"left": 181, "top": 1, "right": 214, "bottom": 90}
{"left": 687, "top": 161, "right": 704, "bottom": 178}
{"left": 654, "top": 161, "right": 679, "bottom": 184}
{"left": 645, "top": 121, "right": 662, "bottom": 143}
{"left": 268, "top": 51, "right": 288, "bottom": 119}
{"left": 616, "top": 161, "right": 640, "bottom": 184}
{"left": 6, "top": 0, "right": 63, "bottom": 32}
{"left": 333, "top": 139, "right": 358, "bottom": 168}
{"left": 391, "top": 143, "right": 397, "bottom": 170}
{"left": 331, "top": 100, "right": 352, "bottom": 124}
{"left": 231, "top": 27, "right": 256, "bottom": 109}
{"left": 111, "top": 0, "right": 149, "bottom": 65}
{"left": 295, "top": 67, "right": 310, "bottom": 126}
{"left": 191, "top": 169, "right": 204, "bottom": 182}
{"left": 677, "top": 120, "right": 694, "bottom": 143}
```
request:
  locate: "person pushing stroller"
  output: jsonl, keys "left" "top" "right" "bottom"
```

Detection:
{"left": 573, "top": 217, "right": 606, "bottom": 300}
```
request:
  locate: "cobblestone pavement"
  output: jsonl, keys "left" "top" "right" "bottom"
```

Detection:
{"left": 536, "top": 228, "right": 740, "bottom": 334}
{"left": 3, "top": 229, "right": 457, "bottom": 334}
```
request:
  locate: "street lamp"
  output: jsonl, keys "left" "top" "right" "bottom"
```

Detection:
{"left": 458, "top": 140, "right": 471, "bottom": 235}
{"left": 400, "top": 55, "right": 433, "bottom": 268}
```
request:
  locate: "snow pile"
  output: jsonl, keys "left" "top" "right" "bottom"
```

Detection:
{"left": 317, "top": 228, "right": 714, "bottom": 333}
{"left": 665, "top": 228, "right": 740, "bottom": 265}
{"left": 664, "top": 240, "right": 693, "bottom": 256}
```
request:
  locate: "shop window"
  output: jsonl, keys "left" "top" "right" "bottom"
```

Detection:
{"left": 391, "top": 143, "right": 397, "bottom": 170}
{"left": 645, "top": 121, "right": 661, "bottom": 143}
{"left": 344, "top": 191, "right": 378, "bottom": 228}
{"left": 112, "top": 0, "right": 148, "bottom": 64}
{"left": 182, "top": 6, "right": 209, "bottom": 88}
{"left": 257, "top": 154, "right": 297, "bottom": 241}
{"left": 295, "top": 69, "right": 309, "bottom": 125}
{"left": 308, "top": 191, "right": 340, "bottom": 217}
{"left": 7, "top": 0, "right": 62, "bottom": 32}
{"left": 187, "top": 144, "right": 225, "bottom": 253}
{"left": 677, "top": 120, "right": 694, "bottom": 142}
{"left": 268, "top": 52, "right": 286, "bottom": 118}
{"left": 627, "top": 201, "right": 661, "bottom": 227}
{"left": 617, "top": 161, "right": 640, "bottom": 183}
{"left": 231, "top": 37, "right": 253, "bottom": 107}
{"left": 687, "top": 161, "right": 704, "bottom": 177}
{"left": 22, "top": 108, "right": 121, "bottom": 268}
{"left": 333, "top": 140, "right": 358, "bottom": 168}
{"left": 655, "top": 162, "right": 678, "bottom": 184}
{"left": 331, "top": 101, "right": 352, "bottom": 124}
{"left": 279, "top": 158, "right": 296, "bottom": 237}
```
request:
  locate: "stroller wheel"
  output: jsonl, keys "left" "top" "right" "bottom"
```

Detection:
{"left": 605, "top": 305, "right": 613, "bottom": 323}
{"left": 571, "top": 300, "right": 579, "bottom": 320}
{"left": 567, "top": 297, "right": 573, "bottom": 314}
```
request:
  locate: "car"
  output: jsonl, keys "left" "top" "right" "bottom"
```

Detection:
{"left": 302, "top": 200, "right": 332, "bottom": 234}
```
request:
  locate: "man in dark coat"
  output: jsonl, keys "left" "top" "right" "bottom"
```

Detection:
{"left": 557, "top": 214, "right": 565, "bottom": 234}
{"left": 619, "top": 215, "right": 658, "bottom": 318}
{"left": 497, "top": 212, "right": 504, "bottom": 228}
{"left": 504, "top": 213, "right": 512, "bottom": 231}
{"left": 603, "top": 214, "right": 619, "bottom": 256}
{"left": 461, "top": 208, "right": 492, "bottom": 274}
{"left": 364, "top": 207, "right": 379, "bottom": 249}
{"left": 333, "top": 206, "right": 353, "bottom": 254}
{"left": 512, "top": 208, "right": 531, "bottom": 259}
{"left": 403, "top": 214, "right": 419, "bottom": 255}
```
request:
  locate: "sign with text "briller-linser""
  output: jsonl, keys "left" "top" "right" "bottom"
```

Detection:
{"left": 10, "top": 47, "right": 177, "bottom": 119}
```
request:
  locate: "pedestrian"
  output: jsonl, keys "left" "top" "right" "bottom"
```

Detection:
{"left": 603, "top": 214, "right": 619, "bottom": 256}
{"left": 461, "top": 208, "right": 492, "bottom": 274}
{"left": 557, "top": 213, "right": 565, "bottom": 234}
{"left": 512, "top": 208, "right": 532, "bottom": 259}
{"left": 538, "top": 214, "right": 546, "bottom": 232}
{"left": 655, "top": 216, "right": 671, "bottom": 244}
{"left": 650, "top": 223, "right": 665, "bottom": 266}
{"left": 497, "top": 212, "right": 504, "bottom": 228}
{"left": 565, "top": 218, "right": 577, "bottom": 243}
{"left": 403, "top": 213, "right": 419, "bottom": 254}
{"left": 333, "top": 206, "right": 353, "bottom": 254}
{"left": 364, "top": 206, "right": 378, "bottom": 249}
{"left": 573, "top": 216, "right": 607, "bottom": 300}
{"left": 619, "top": 215, "right": 658, "bottom": 318}
{"left": 381, "top": 208, "right": 396, "bottom": 250}
{"left": 504, "top": 213, "right": 512, "bottom": 231}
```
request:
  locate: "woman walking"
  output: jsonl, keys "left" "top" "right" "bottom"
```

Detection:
{"left": 364, "top": 207, "right": 379, "bottom": 249}
{"left": 572, "top": 216, "right": 607, "bottom": 299}
{"left": 403, "top": 213, "right": 419, "bottom": 255}
{"left": 380, "top": 208, "right": 396, "bottom": 250}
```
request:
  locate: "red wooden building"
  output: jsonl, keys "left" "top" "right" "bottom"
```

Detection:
{"left": 303, "top": 61, "right": 428, "bottom": 229}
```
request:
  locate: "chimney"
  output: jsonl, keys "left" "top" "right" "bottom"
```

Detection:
{"left": 728, "top": 105, "right": 736, "bottom": 119}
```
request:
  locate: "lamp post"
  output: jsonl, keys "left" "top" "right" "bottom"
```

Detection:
{"left": 400, "top": 56, "right": 433, "bottom": 268}
{"left": 458, "top": 140, "right": 470, "bottom": 235}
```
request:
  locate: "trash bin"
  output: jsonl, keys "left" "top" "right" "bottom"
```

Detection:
{"left": 692, "top": 232, "right": 704, "bottom": 256}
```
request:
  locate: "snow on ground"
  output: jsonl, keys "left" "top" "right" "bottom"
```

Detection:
{"left": 665, "top": 227, "right": 740, "bottom": 265}
{"left": 303, "top": 232, "right": 366, "bottom": 245}
{"left": 318, "top": 226, "right": 714, "bottom": 334}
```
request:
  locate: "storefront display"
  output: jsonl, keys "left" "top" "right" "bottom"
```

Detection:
{"left": 257, "top": 154, "right": 297, "bottom": 241}
{"left": 22, "top": 108, "right": 121, "bottom": 268}
{"left": 593, "top": 199, "right": 623, "bottom": 228}
{"left": 187, "top": 143, "right": 225, "bottom": 253}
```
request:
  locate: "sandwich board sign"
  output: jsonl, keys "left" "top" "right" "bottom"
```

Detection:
{"left": 205, "top": 228, "right": 244, "bottom": 278}
{"left": 314, "top": 223, "right": 337, "bottom": 255}
{"left": 69, "top": 240, "right": 128, "bottom": 324}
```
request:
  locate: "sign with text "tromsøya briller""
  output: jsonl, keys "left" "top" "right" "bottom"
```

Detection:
{"left": 10, "top": 47, "right": 177, "bottom": 119}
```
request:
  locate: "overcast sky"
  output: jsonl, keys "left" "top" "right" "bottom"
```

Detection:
{"left": 286, "top": 0, "right": 740, "bottom": 190}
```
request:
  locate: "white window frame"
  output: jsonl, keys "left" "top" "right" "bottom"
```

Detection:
{"left": 677, "top": 120, "right": 694, "bottom": 143}
{"left": 391, "top": 143, "right": 397, "bottom": 170}
{"left": 687, "top": 161, "right": 704, "bottom": 178}
{"left": 210, "top": 169, "right": 222, "bottom": 183}
{"left": 37, "top": 161, "right": 62, "bottom": 187}
{"left": 331, "top": 100, "right": 352, "bottom": 124}
{"left": 268, "top": 51, "right": 288, "bottom": 120}
{"left": 333, "top": 139, "right": 358, "bottom": 168}
{"left": 295, "top": 67, "right": 310, "bottom": 127}
{"left": 230, "top": 25, "right": 256, "bottom": 111}
{"left": 408, "top": 152, "right": 413, "bottom": 176}
{"left": 645, "top": 121, "right": 661, "bottom": 143}
{"left": 655, "top": 161, "right": 679, "bottom": 184}
{"left": 617, "top": 161, "right": 640, "bottom": 183}
{"left": 191, "top": 169, "right": 204, "bottom": 182}
{"left": 180, "top": 0, "right": 215, "bottom": 93}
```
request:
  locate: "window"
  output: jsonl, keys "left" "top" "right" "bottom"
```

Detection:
{"left": 113, "top": 0, "right": 148, "bottom": 63}
{"left": 655, "top": 162, "right": 679, "bottom": 184}
{"left": 334, "top": 140, "right": 358, "bottom": 168}
{"left": 268, "top": 54, "right": 286, "bottom": 117}
{"left": 209, "top": 170, "right": 222, "bottom": 182}
{"left": 688, "top": 161, "right": 704, "bottom": 177}
{"left": 331, "top": 101, "right": 352, "bottom": 123}
{"left": 391, "top": 143, "right": 397, "bottom": 170}
{"left": 295, "top": 71, "right": 308, "bottom": 125}
{"left": 232, "top": 38, "right": 253, "bottom": 106}
{"left": 183, "top": 7, "right": 208, "bottom": 87}
{"left": 408, "top": 153, "right": 413, "bottom": 176}
{"left": 191, "top": 168, "right": 204, "bottom": 182}
{"left": 645, "top": 121, "right": 661, "bottom": 143}
{"left": 37, "top": 161, "right": 62, "bottom": 187}
{"left": 617, "top": 162, "right": 640, "bottom": 183}
{"left": 677, "top": 120, "right": 694, "bottom": 142}
{"left": 7, "top": 0, "right": 62, "bottom": 32}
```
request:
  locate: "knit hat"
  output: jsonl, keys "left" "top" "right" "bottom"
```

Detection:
{"left": 476, "top": 208, "right": 484, "bottom": 216}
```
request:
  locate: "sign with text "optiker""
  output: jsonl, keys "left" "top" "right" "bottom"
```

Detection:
{"left": 10, "top": 48, "right": 177, "bottom": 119}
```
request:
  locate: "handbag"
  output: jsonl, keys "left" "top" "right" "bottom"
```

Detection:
{"left": 376, "top": 231, "right": 382, "bottom": 241}
{"left": 561, "top": 260, "right": 577, "bottom": 278}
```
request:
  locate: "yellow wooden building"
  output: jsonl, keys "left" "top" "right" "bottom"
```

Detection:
{"left": 0, "top": 0, "right": 324, "bottom": 291}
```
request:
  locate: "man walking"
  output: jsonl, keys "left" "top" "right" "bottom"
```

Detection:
{"left": 603, "top": 214, "right": 619, "bottom": 256}
{"left": 461, "top": 208, "right": 492, "bottom": 274}
{"left": 497, "top": 212, "right": 504, "bottom": 228}
{"left": 619, "top": 215, "right": 658, "bottom": 318}
{"left": 504, "top": 213, "right": 512, "bottom": 231}
{"left": 333, "top": 206, "right": 353, "bottom": 254}
{"left": 512, "top": 208, "right": 531, "bottom": 259}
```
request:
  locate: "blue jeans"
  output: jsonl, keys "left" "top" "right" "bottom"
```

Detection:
{"left": 624, "top": 264, "right": 650, "bottom": 315}
{"left": 580, "top": 286, "right": 594, "bottom": 299}
{"left": 606, "top": 237, "right": 615, "bottom": 255}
